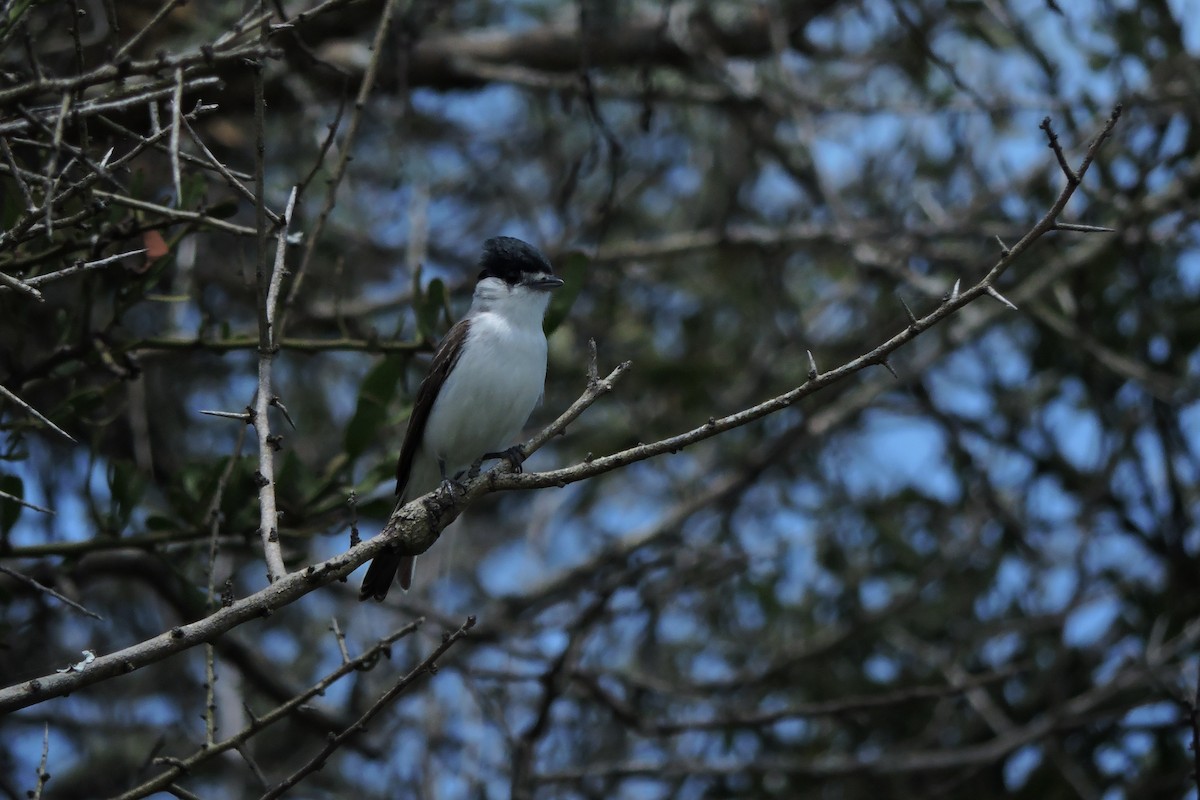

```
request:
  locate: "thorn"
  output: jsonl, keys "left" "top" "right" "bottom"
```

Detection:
{"left": 984, "top": 285, "right": 1018, "bottom": 311}
{"left": 1053, "top": 222, "right": 1116, "bottom": 233}
{"left": 949, "top": 279, "right": 961, "bottom": 303}
{"left": 0, "top": 489, "right": 54, "bottom": 514}
{"left": 199, "top": 409, "right": 253, "bottom": 422}
{"left": 994, "top": 234, "right": 1010, "bottom": 257}
{"left": 879, "top": 358, "right": 899, "bottom": 379}
{"left": 898, "top": 294, "right": 917, "bottom": 325}
{"left": 270, "top": 396, "right": 296, "bottom": 430}
{"left": 806, "top": 350, "right": 819, "bottom": 380}
{"left": 0, "top": 383, "right": 74, "bottom": 442}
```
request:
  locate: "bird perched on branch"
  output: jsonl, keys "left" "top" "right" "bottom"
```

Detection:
{"left": 359, "top": 237, "right": 564, "bottom": 601}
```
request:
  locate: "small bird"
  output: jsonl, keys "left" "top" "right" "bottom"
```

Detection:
{"left": 359, "top": 237, "right": 564, "bottom": 601}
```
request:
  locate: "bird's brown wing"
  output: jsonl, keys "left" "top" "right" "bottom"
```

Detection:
{"left": 394, "top": 317, "right": 470, "bottom": 497}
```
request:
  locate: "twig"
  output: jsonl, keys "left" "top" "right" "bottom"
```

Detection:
{"left": 202, "top": 425, "right": 248, "bottom": 746}
{"left": 0, "top": 78, "right": 223, "bottom": 137}
{"left": 330, "top": 617, "right": 350, "bottom": 664}
{"left": 3, "top": 529, "right": 241, "bottom": 559}
{"left": 170, "top": 66, "right": 184, "bottom": 207}
{"left": 90, "top": 190, "right": 294, "bottom": 240}
{"left": 0, "top": 136, "right": 36, "bottom": 211}
{"left": 0, "top": 40, "right": 263, "bottom": 108}
{"left": 1040, "top": 115, "right": 1077, "bottom": 184}
{"left": 0, "top": 564, "right": 103, "bottom": 620}
{"left": 95, "top": 107, "right": 248, "bottom": 181}
{"left": 521, "top": 354, "right": 632, "bottom": 458}
{"left": 113, "top": 0, "right": 188, "bottom": 62}
{"left": 258, "top": 617, "right": 476, "bottom": 800}
{"left": 0, "top": 104, "right": 216, "bottom": 252}
{"left": 0, "top": 270, "right": 44, "bottom": 301}
{"left": 579, "top": 664, "right": 1022, "bottom": 735}
{"left": 181, "top": 114, "right": 279, "bottom": 224}
{"left": 29, "top": 723, "right": 50, "bottom": 800}
{"left": 1, "top": 249, "right": 145, "bottom": 292}
{"left": 165, "top": 784, "right": 203, "bottom": 800}
{"left": 133, "top": 335, "right": 424, "bottom": 355}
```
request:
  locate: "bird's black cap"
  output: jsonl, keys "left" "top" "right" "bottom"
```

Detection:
{"left": 478, "top": 236, "right": 556, "bottom": 285}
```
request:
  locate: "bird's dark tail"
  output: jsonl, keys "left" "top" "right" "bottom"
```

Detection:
{"left": 359, "top": 552, "right": 416, "bottom": 601}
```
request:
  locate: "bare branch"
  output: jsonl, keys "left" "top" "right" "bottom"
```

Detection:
{"left": 9, "top": 249, "right": 146, "bottom": 290}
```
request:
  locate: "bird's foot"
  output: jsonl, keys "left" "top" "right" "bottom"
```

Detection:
{"left": 482, "top": 444, "right": 527, "bottom": 474}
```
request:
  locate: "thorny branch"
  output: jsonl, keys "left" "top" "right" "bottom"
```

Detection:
{"left": 250, "top": 187, "right": 298, "bottom": 583}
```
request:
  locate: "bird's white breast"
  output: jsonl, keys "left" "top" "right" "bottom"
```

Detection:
{"left": 421, "top": 300, "right": 549, "bottom": 473}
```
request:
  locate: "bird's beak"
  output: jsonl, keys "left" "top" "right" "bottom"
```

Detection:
{"left": 527, "top": 275, "right": 565, "bottom": 291}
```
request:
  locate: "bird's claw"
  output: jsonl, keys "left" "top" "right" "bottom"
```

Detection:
{"left": 484, "top": 444, "right": 526, "bottom": 474}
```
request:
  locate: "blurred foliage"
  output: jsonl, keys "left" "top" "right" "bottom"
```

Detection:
{"left": 0, "top": 0, "right": 1198, "bottom": 799}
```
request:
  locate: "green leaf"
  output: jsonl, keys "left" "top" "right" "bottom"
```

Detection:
{"left": 344, "top": 355, "right": 404, "bottom": 461}
{"left": 179, "top": 173, "right": 207, "bottom": 209}
{"left": 107, "top": 460, "right": 145, "bottom": 530}
{"left": 544, "top": 251, "right": 587, "bottom": 335}
{"left": 0, "top": 474, "right": 24, "bottom": 536}
{"left": 415, "top": 278, "right": 447, "bottom": 341}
